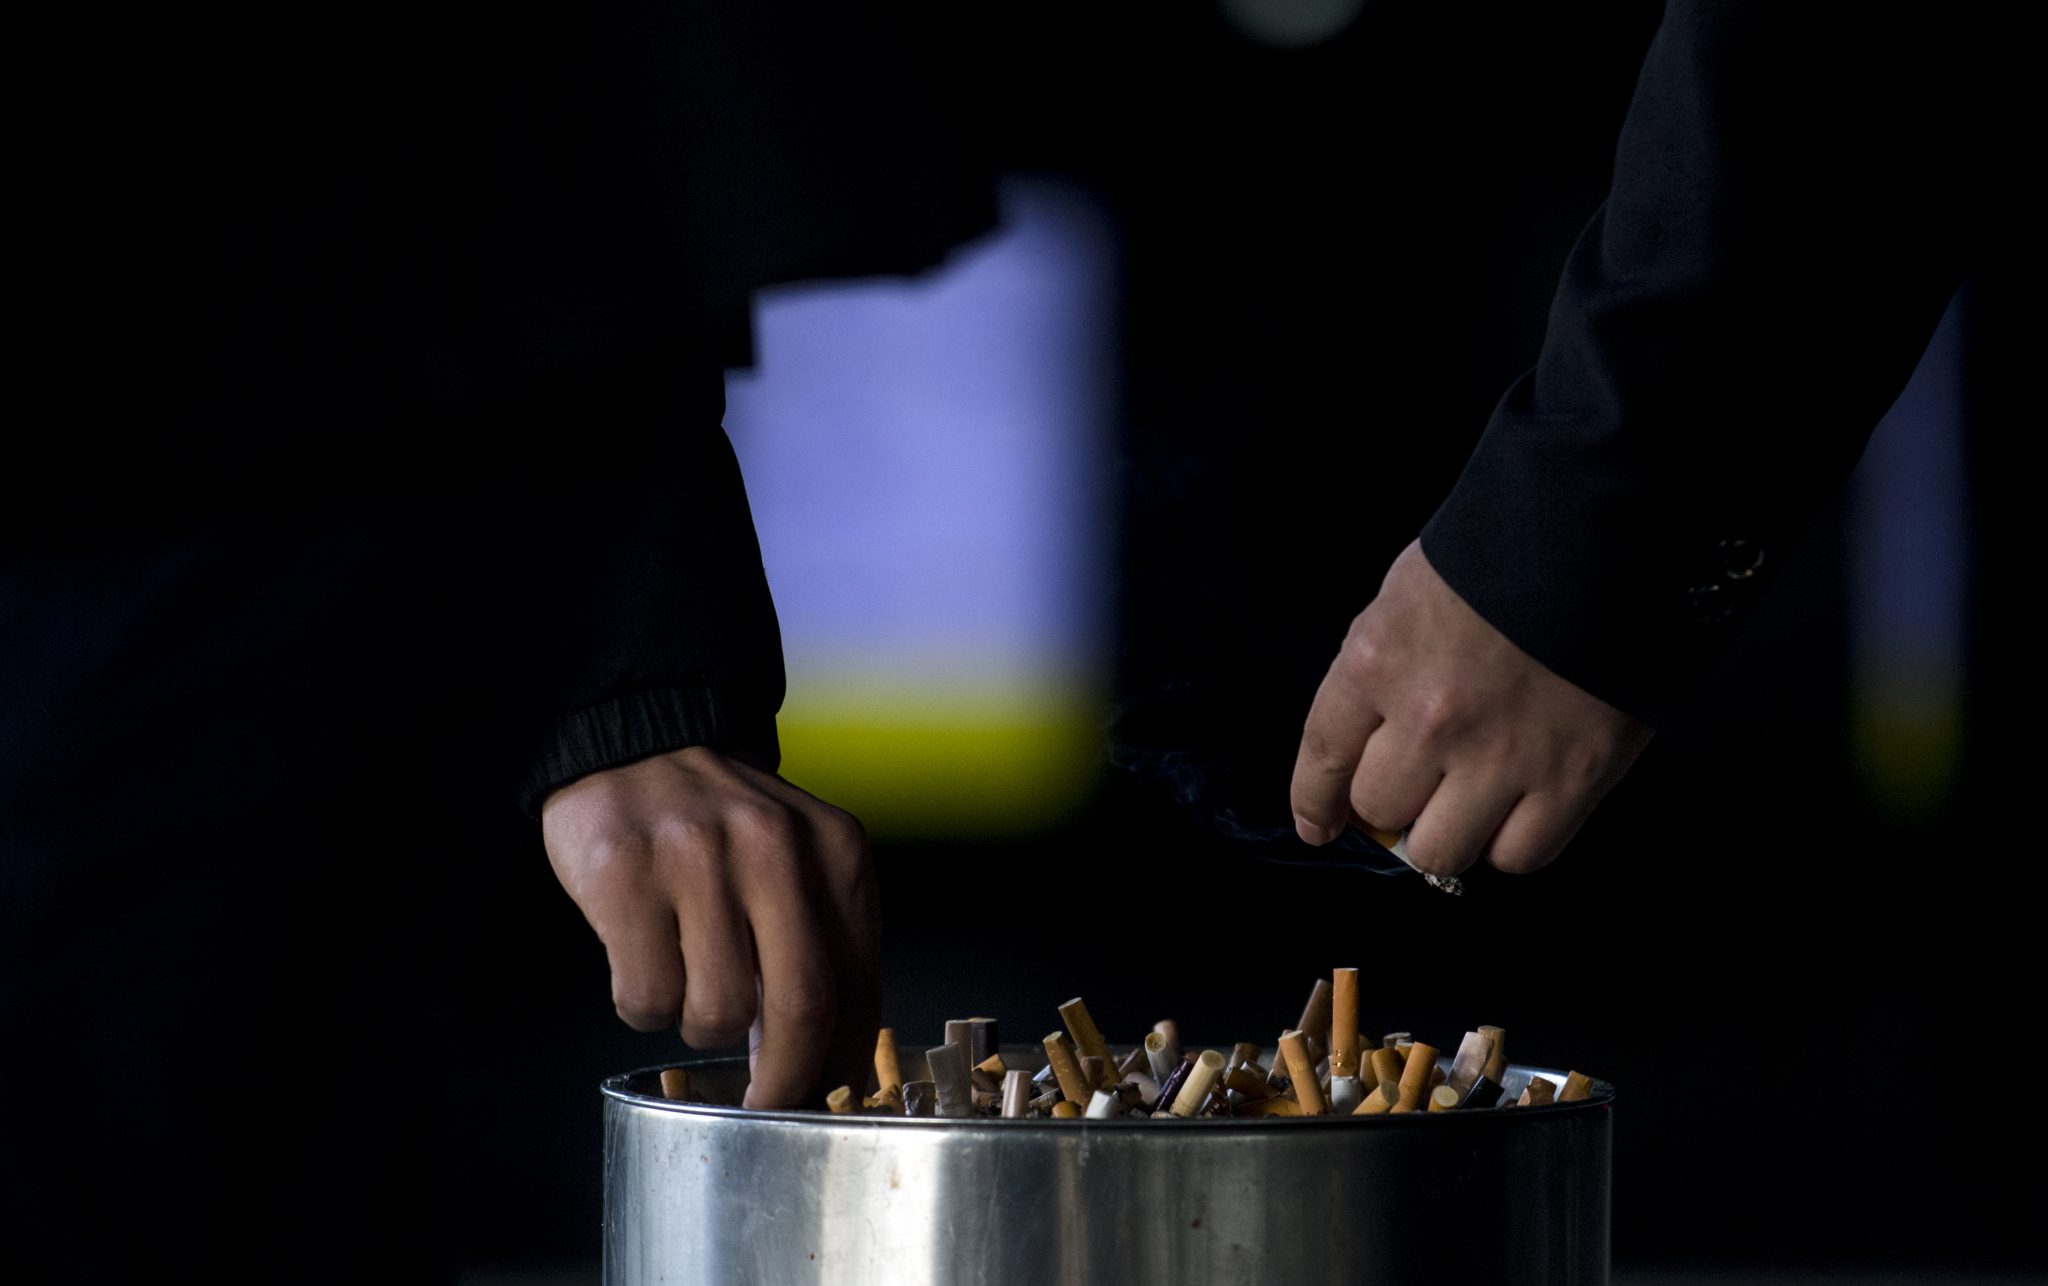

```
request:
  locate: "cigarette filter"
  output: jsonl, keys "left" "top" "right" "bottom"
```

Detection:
{"left": 1559, "top": 1071, "right": 1594, "bottom": 1103}
{"left": 1352, "top": 1081, "right": 1397, "bottom": 1115}
{"left": 1428, "top": 1084, "right": 1461, "bottom": 1112}
{"left": 1279, "top": 1030, "right": 1326, "bottom": 1116}
{"left": 1238, "top": 1096, "right": 1304, "bottom": 1117}
{"left": 862, "top": 1085, "right": 903, "bottom": 1113}
{"left": 1296, "top": 979, "right": 1333, "bottom": 1051}
{"left": 1152, "top": 1020, "right": 1184, "bottom": 1069}
{"left": 1369, "top": 1046, "right": 1403, "bottom": 1091}
{"left": 1518, "top": 1077, "right": 1557, "bottom": 1107}
{"left": 1051, "top": 1100, "right": 1082, "bottom": 1119}
{"left": 1478, "top": 1024, "right": 1507, "bottom": 1084}
{"left": 1169, "top": 1050, "right": 1227, "bottom": 1117}
{"left": 1331, "top": 967, "right": 1360, "bottom": 1078}
{"left": 1390, "top": 1041, "right": 1440, "bottom": 1113}
{"left": 1448, "top": 1030, "right": 1493, "bottom": 1096}
{"left": 658, "top": 1069, "right": 691, "bottom": 1102}
{"left": 826, "top": 1086, "right": 855, "bottom": 1114}
{"left": 926, "top": 1042, "right": 973, "bottom": 1118}
{"left": 874, "top": 1028, "right": 905, "bottom": 1093}
{"left": 1223, "top": 1067, "right": 1272, "bottom": 1101}
{"left": 1085, "top": 1089, "right": 1119, "bottom": 1119}
{"left": 1144, "top": 1030, "right": 1178, "bottom": 1084}
{"left": 1000, "top": 1069, "right": 1032, "bottom": 1119}
{"left": 1043, "top": 1031, "right": 1093, "bottom": 1107}
{"left": 1079, "top": 1055, "right": 1107, "bottom": 1092}
{"left": 967, "top": 1017, "right": 1000, "bottom": 1067}
{"left": 1059, "top": 998, "right": 1114, "bottom": 1077}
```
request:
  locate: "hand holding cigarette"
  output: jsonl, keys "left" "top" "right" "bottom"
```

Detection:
{"left": 1290, "top": 540, "right": 1652, "bottom": 877}
{"left": 542, "top": 745, "right": 879, "bottom": 1109}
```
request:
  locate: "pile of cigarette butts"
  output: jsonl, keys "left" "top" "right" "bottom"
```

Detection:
{"left": 656, "top": 968, "right": 1597, "bottom": 1120}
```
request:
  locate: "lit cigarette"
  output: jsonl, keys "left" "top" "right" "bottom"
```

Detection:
{"left": 1001, "top": 1069, "right": 1031, "bottom": 1118}
{"left": 1389, "top": 1041, "right": 1440, "bottom": 1113}
{"left": 1518, "top": 1076, "right": 1556, "bottom": 1107}
{"left": 927, "top": 1042, "right": 973, "bottom": 1118}
{"left": 1043, "top": 1031, "right": 1094, "bottom": 1107}
{"left": 875, "top": 1028, "right": 904, "bottom": 1093}
{"left": 1295, "top": 980, "right": 1333, "bottom": 1065}
{"left": 1152, "top": 1020, "right": 1184, "bottom": 1069}
{"left": 1059, "top": 998, "right": 1115, "bottom": 1087}
{"left": 658, "top": 1069, "right": 691, "bottom": 1102}
{"left": 1352, "top": 1081, "right": 1397, "bottom": 1115}
{"left": 1085, "top": 1089, "right": 1119, "bottom": 1119}
{"left": 1478, "top": 1025, "right": 1507, "bottom": 1084}
{"left": 1330, "top": 967, "right": 1360, "bottom": 1078}
{"left": 826, "top": 1086, "right": 856, "bottom": 1114}
{"left": 1051, "top": 1099, "right": 1082, "bottom": 1119}
{"left": 1427, "top": 1084, "right": 1461, "bottom": 1112}
{"left": 1144, "top": 1031, "right": 1178, "bottom": 1085}
{"left": 1447, "top": 1030, "right": 1493, "bottom": 1097}
{"left": 903, "top": 1081, "right": 938, "bottom": 1117}
{"left": 1559, "top": 1071, "right": 1594, "bottom": 1102}
{"left": 1279, "top": 1030, "right": 1326, "bottom": 1115}
{"left": 1169, "top": 1050, "right": 1227, "bottom": 1117}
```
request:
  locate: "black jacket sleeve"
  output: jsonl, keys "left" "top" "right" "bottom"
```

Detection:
{"left": 519, "top": 366, "right": 789, "bottom": 815}
{"left": 1419, "top": 0, "right": 1989, "bottom": 726}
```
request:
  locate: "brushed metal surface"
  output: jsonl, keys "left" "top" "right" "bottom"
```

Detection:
{"left": 602, "top": 1048, "right": 1612, "bottom": 1285}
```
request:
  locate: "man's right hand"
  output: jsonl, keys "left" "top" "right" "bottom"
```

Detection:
{"left": 541, "top": 746, "right": 878, "bottom": 1109}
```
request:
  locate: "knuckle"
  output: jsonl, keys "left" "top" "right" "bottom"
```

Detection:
{"left": 730, "top": 796, "right": 801, "bottom": 848}
{"left": 612, "top": 984, "right": 680, "bottom": 1030}
{"left": 764, "top": 974, "right": 835, "bottom": 1027}
{"left": 1408, "top": 686, "right": 1463, "bottom": 741}
{"left": 685, "top": 993, "right": 757, "bottom": 1042}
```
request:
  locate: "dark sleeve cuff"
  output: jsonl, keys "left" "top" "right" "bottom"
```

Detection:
{"left": 520, "top": 683, "right": 782, "bottom": 816}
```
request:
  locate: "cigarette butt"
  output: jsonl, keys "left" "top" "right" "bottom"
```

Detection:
{"left": 971, "top": 1089, "right": 1001, "bottom": 1111}
{"left": 1331, "top": 967, "right": 1360, "bottom": 1077}
{"left": 1085, "top": 1089, "right": 1119, "bottom": 1119}
{"left": 1560, "top": 1071, "right": 1594, "bottom": 1102}
{"left": 1448, "top": 1030, "right": 1493, "bottom": 1096}
{"left": 1329, "top": 1075, "right": 1364, "bottom": 1114}
{"left": 1152, "top": 1020, "right": 1184, "bottom": 1069}
{"left": 1227, "top": 1041, "right": 1263, "bottom": 1075}
{"left": 1238, "top": 1096, "right": 1304, "bottom": 1117}
{"left": 1478, "top": 1025, "right": 1507, "bottom": 1084}
{"left": 1051, "top": 1099, "right": 1082, "bottom": 1119}
{"left": 1169, "top": 1050, "right": 1227, "bottom": 1117}
{"left": 826, "top": 1086, "right": 856, "bottom": 1114}
{"left": 1028, "top": 1088, "right": 1064, "bottom": 1114}
{"left": 1223, "top": 1067, "right": 1273, "bottom": 1101}
{"left": 1130, "top": 1070, "right": 1162, "bottom": 1108}
{"left": 1059, "top": 998, "right": 1114, "bottom": 1075}
{"left": 976, "top": 1053, "right": 1008, "bottom": 1077}
{"left": 1428, "top": 1084, "right": 1461, "bottom": 1112}
{"left": 1144, "top": 1031, "right": 1178, "bottom": 1085}
{"left": 1152, "top": 1054, "right": 1195, "bottom": 1113}
{"left": 903, "top": 1081, "right": 937, "bottom": 1117}
{"left": 875, "top": 1028, "right": 904, "bottom": 1092}
{"left": 1001, "top": 1069, "right": 1032, "bottom": 1118}
{"left": 1459, "top": 1074, "right": 1505, "bottom": 1109}
{"left": 658, "top": 1069, "right": 691, "bottom": 1102}
{"left": 1043, "top": 1031, "right": 1094, "bottom": 1107}
{"left": 1390, "top": 1041, "right": 1440, "bottom": 1113}
{"left": 1279, "top": 1030, "right": 1326, "bottom": 1115}
{"left": 1518, "top": 1076, "right": 1557, "bottom": 1107}
{"left": 944, "top": 1019, "right": 972, "bottom": 1056}
{"left": 967, "top": 1018, "right": 1000, "bottom": 1068}
{"left": 1352, "top": 1080, "right": 1397, "bottom": 1115}
{"left": 1381, "top": 1031, "right": 1410, "bottom": 1050}
{"left": 1032, "top": 1063, "right": 1057, "bottom": 1087}
{"left": 1368, "top": 1046, "right": 1403, "bottom": 1091}
{"left": 1428, "top": 1064, "right": 1447, "bottom": 1091}
{"left": 1296, "top": 979, "right": 1334, "bottom": 1050}
{"left": 1116, "top": 1047, "right": 1149, "bottom": 1079}
{"left": 1079, "top": 1055, "right": 1107, "bottom": 1093}
{"left": 927, "top": 1042, "right": 974, "bottom": 1118}
{"left": 863, "top": 1084, "right": 903, "bottom": 1113}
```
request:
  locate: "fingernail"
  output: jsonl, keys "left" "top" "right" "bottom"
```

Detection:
{"left": 1295, "top": 815, "right": 1334, "bottom": 845}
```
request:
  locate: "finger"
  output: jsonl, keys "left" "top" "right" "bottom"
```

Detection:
{"left": 591, "top": 898, "right": 686, "bottom": 1033}
{"left": 1484, "top": 793, "right": 1589, "bottom": 875}
{"left": 1347, "top": 724, "right": 1443, "bottom": 835}
{"left": 734, "top": 820, "right": 837, "bottom": 1110}
{"left": 674, "top": 854, "right": 759, "bottom": 1050}
{"left": 1291, "top": 664, "right": 1385, "bottom": 844}
{"left": 1400, "top": 771, "right": 1520, "bottom": 879}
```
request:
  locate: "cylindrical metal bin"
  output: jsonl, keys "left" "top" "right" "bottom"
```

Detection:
{"left": 602, "top": 1048, "right": 1612, "bottom": 1285}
